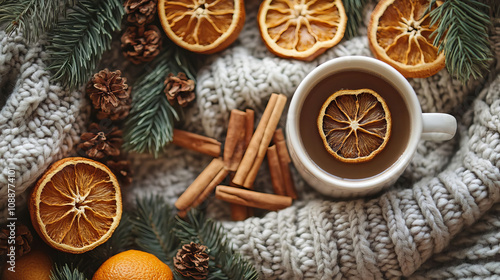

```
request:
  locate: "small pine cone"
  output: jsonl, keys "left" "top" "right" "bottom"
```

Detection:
{"left": 0, "top": 224, "right": 33, "bottom": 258}
{"left": 97, "top": 94, "right": 132, "bottom": 121}
{"left": 121, "top": 25, "right": 162, "bottom": 65}
{"left": 174, "top": 242, "right": 209, "bottom": 280}
{"left": 78, "top": 123, "right": 123, "bottom": 160}
{"left": 106, "top": 160, "right": 133, "bottom": 186}
{"left": 87, "top": 69, "right": 130, "bottom": 113}
{"left": 124, "top": 0, "right": 157, "bottom": 25}
{"left": 164, "top": 72, "right": 195, "bottom": 107}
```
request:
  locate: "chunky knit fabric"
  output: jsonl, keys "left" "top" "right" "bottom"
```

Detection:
{"left": 2, "top": 1, "right": 500, "bottom": 279}
{"left": 0, "top": 31, "right": 88, "bottom": 222}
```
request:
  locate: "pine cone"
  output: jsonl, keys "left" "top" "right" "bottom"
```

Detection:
{"left": 78, "top": 123, "right": 123, "bottom": 160}
{"left": 174, "top": 242, "right": 209, "bottom": 280}
{"left": 106, "top": 160, "right": 133, "bottom": 186}
{"left": 87, "top": 69, "right": 130, "bottom": 113}
{"left": 97, "top": 94, "right": 132, "bottom": 121}
{"left": 164, "top": 72, "right": 195, "bottom": 107}
{"left": 121, "top": 25, "right": 162, "bottom": 65}
{"left": 0, "top": 223, "right": 33, "bottom": 258}
{"left": 124, "top": 0, "right": 157, "bottom": 25}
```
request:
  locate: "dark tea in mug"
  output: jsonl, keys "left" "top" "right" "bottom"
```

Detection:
{"left": 298, "top": 70, "right": 411, "bottom": 180}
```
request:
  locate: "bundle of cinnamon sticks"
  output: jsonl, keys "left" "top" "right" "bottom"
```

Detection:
{"left": 173, "top": 93, "right": 297, "bottom": 220}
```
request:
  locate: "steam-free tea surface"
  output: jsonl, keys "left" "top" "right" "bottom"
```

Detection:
{"left": 299, "top": 70, "right": 410, "bottom": 179}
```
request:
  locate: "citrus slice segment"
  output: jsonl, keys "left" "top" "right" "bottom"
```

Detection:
{"left": 29, "top": 157, "right": 122, "bottom": 254}
{"left": 368, "top": 0, "right": 445, "bottom": 78}
{"left": 317, "top": 89, "right": 392, "bottom": 163}
{"left": 158, "top": 0, "right": 245, "bottom": 54}
{"left": 258, "top": 0, "right": 347, "bottom": 61}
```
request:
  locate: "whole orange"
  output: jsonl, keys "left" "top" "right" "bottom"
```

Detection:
{"left": 1, "top": 248, "right": 53, "bottom": 280}
{"left": 92, "top": 250, "right": 173, "bottom": 280}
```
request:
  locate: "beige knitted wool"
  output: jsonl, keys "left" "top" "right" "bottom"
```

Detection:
{"left": 0, "top": 31, "right": 88, "bottom": 223}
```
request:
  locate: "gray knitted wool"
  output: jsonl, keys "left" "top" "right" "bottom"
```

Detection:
{"left": 126, "top": 1, "right": 500, "bottom": 279}
{"left": 0, "top": 31, "right": 88, "bottom": 223}
{"left": 2, "top": 0, "right": 499, "bottom": 279}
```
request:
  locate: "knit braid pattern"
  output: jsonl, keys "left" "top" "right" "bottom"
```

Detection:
{"left": 0, "top": 31, "right": 88, "bottom": 223}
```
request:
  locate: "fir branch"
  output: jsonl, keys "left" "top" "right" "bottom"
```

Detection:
{"left": 50, "top": 263, "right": 88, "bottom": 280}
{"left": 131, "top": 195, "right": 180, "bottom": 264}
{"left": 429, "top": 0, "right": 493, "bottom": 82}
{"left": 342, "top": 0, "right": 369, "bottom": 39}
{"left": 45, "top": 0, "right": 124, "bottom": 89}
{"left": 0, "top": 0, "right": 77, "bottom": 43}
{"left": 175, "top": 210, "right": 259, "bottom": 280}
{"left": 123, "top": 45, "right": 197, "bottom": 157}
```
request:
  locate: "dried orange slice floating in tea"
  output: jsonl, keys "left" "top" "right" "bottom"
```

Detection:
{"left": 317, "top": 89, "right": 392, "bottom": 163}
{"left": 368, "top": 0, "right": 445, "bottom": 78}
{"left": 29, "top": 157, "right": 122, "bottom": 254}
{"left": 158, "top": 0, "right": 245, "bottom": 54}
{"left": 258, "top": 0, "right": 347, "bottom": 61}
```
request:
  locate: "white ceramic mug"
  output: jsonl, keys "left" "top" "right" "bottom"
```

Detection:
{"left": 286, "top": 56, "right": 456, "bottom": 198}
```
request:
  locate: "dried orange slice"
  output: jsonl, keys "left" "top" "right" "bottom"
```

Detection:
{"left": 258, "top": 0, "right": 347, "bottom": 61}
{"left": 158, "top": 0, "right": 245, "bottom": 54}
{"left": 368, "top": 0, "right": 445, "bottom": 78}
{"left": 29, "top": 157, "right": 122, "bottom": 254}
{"left": 317, "top": 89, "right": 392, "bottom": 163}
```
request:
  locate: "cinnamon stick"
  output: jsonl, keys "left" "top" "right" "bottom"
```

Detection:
{"left": 192, "top": 167, "right": 229, "bottom": 208}
{"left": 273, "top": 129, "right": 297, "bottom": 199}
{"left": 267, "top": 145, "right": 286, "bottom": 195}
{"left": 224, "top": 110, "right": 248, "bottom": 171}
{"left": 216, "top": 185, "right": 292, "bottom": 211}
{"left": 233, "top": 93, "right": 287, "bottom": 188}
{"left": 175, "top": 158, "right": 225, "bottom": 211}
{"left": 230, "top": 203, "right": 251, "bottom": 221}
{"left": 172, "top": 129, "right": 221, "bottom": 158}
{"left": 244, "top": 109, "right": 255, "bottom": 147}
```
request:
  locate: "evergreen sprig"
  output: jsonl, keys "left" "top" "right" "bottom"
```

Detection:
{"left": 50, "top": 264, "right": 88, "bottom": 280}
{"left": 0, "top": 0, "right": 77, "bottom": 43}
{"left": 175, "top": 210, "right": 259, "bottom": 280}
{"left": 45, "top": 0, "right": 124, "bottom": 89}
{"left": 131, "top": 195, "right": 179, "bottom": 264}
{"left": 130, "top": 196, "right": 259, "bottom": 280}
{"left": 342, "top": 0, "right": 369, "bottom": 39}
{"left": 428, "top": 0, "right": 493, "bottom": 83}
{"left": 123, "top": 45, "right": 197, "bottom": 157}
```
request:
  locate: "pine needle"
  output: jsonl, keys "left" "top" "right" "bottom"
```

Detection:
{"left": 0, "top": 0, "right": 77, "bottom": 43}
{"left": 50, "top": 264, "right": 88, "bottom": 280}
{"left": 342, "top": 0, "right": 369, "bottom": 39}
{"left": 45, "top": 0, "right": 124, "bottom": 89}
{"left": 429, "top": 0, "right": 493, "bottom": 83}
{"left": 123, "top": 45, "right": 197, "bottom": 157}
{"left": 131, "top": 195, "right": 179, "bottom": 264}
{"left": 175, "top": 210, "right": 259, "bottom": 280}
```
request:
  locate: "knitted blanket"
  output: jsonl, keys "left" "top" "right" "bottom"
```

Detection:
{"left": 0, "top": 32, "right": 88, "bottom": 221}
{"left": 2, "top": 1, "right": 500, "bottom": 279}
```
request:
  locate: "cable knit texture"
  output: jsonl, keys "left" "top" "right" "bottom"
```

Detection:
{"left": 2, "top": 1, "right": 500, "bottom": 279}
{"left": 0, "top": 31, "right": 88, "bottom": 222}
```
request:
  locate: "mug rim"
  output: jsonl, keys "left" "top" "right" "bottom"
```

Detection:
{"left": 287, "top": 56, "right": 422, "bottom": 192}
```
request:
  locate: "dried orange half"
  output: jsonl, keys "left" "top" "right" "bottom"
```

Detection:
{"left": 29, "top": 157, "right": 122, "bottom": 254}
{"left": 317, "top": 89, "right": 392, "bottom": 163}
{"left": 368, "top": 0, "right": 445, "bottom": 78}
{"left": 258, "top": 0, "right": 347, "bottom": 61}
{"left": 158, "top": 0, "right": 245, "bottom": 54}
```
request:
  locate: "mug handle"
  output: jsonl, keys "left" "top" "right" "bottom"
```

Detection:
{"left": 421, "top": 113, "right": 457, "bottom": 141}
